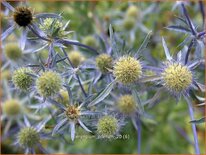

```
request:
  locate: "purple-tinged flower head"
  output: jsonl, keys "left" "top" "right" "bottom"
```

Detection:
{"left": 1, "top": 1, "right": 61, "bottom": 48}
{"left": 13, "top": 6, "right": 33, "bottom": 27}
{"left": 50, "top": 98, "right": 94, "bottom": 141}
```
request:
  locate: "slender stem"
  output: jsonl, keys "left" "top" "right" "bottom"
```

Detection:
{"left": 185, "top": 40, "right": 194, "bottom": 65}
{"left": 61, "top": 48, "right": 87, "bottom": 97}
{"left": 136, "top": 118, "right": 142, "bottom": 154}
{"left": 184, "top": 96, "right": 200, "bottom": 154}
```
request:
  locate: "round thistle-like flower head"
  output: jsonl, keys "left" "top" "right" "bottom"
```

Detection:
{"left": 96, "top": 54, "right": 113, "bottom": 73}
{"left": 36, "top": 71, "right": 62, "bottom": 97}
{"left": 4, "top": 43, "right": 22, "bottom": 61}
{"left": 123, "top": 17, "right": 135, "bottom": 30}
{"left": 65, "top": 105, "right": 80, "bottom": 121}
{"left": 126, "top": 5, "right": 139, "bottom": 18}
{"left": 162, "top": 63, "right": 192, "bottom": 92}
{"left": 117, "top": 95, "right": 136, "bottom": 114}
{"left": 82, "top": 36, "right": 97, "bottom": 48}
{"left": 113, "top": 56, "right": 142, "bottom": 85}
{"left": 68, "top": 51, "right": 85, "bottom": 68}
{"left": 97, "top": 115, "right": 118, "bottom": 138}
{"left": 57, "top": 89, "right": 69, "bottom": 105}
{"left": 13, "top": 6, "right": 33, "bottom": 27}
{"left": 12, "top": 67, "right": 34, "bottom": 91}
{"left": 18, "top": 127, "right": 40, "bottom": 148}
{"left": 2, "top": 99, "right": 21, "bottom": 116}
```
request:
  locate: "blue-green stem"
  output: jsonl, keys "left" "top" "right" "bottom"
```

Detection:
{"left": 136, "top": 118, "right": 142, "bottom": 154}
{"left": 184, "top": 96, "right": 200, "bottom": 154}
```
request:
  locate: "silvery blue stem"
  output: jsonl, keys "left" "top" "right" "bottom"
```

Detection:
{"left": 185, "top": 96, "right": 200, "bottom": 154}
{"left": 61, "top": 48, "right": 87, "bottom": 97}
{"left": 136, "top": 118, "right": 142, "bottom": 154}
{"left": 185, "top": 40, "right": 194, "bottom": 65}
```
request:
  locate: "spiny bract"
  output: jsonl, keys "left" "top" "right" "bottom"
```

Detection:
{"left": 162, "top": 63, "right": 192, "bottom": 92}
{"left": 36, "top": 71, "right": 62, "bottom": 97}
{"left": 96, "top": 54, "right": 113, "bottom": 73}
{"left": 13, "top": 6, "right": 33, "bottom": 27}
{"left": 68, "top": 51, "right": 85, "bottom": 68}
{"left": 4, "top": 43, "right": 22, "bottom": 61}
{"left": 117, "top": 95, "right": 136, "bottom": 114}
{"left": 18, "top": 127, "right": 40, "bottom": 148}
{"left": 113, "top": 56, "right": 142, "bottom": 85}
{"left": 39, "top": 18, "right": 64, "bottom": 36}
{"left": 97, "top": 115, "right": 118, "bottom": 138}
{"left": 12, "top": 67, "right": 34, "bottom": 91}
{"left": 3, "top": 99, "right": 21, "bottom": 116}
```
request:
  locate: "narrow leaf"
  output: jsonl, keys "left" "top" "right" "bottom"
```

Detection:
{"left": 88, "top": 80, "right": 116, "bottom": 107}
{"left": 162, "top": 37, "right": 172, "bottom": 61}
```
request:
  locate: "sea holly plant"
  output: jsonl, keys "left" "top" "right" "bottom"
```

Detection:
{"left": 1, "top": 1, "right": 205, "bottom": 154}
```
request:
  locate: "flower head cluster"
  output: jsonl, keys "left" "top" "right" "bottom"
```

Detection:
{"left": 18, "top": 127, "right": 40, "bottom": 148}
{"left": 36, "top": 71, "right": 62, "bottom": 97}
{"left": 12, "top": 67, "right": 34, "bottom": 91}
{"left": 4, "top": 43, "right": 22, "bottom": 61}
{"left": 13, "top": 6, "right": 33, "bottom": 27}
{"left": 68, "top": 51, "right": 85, "bottom": 68}
{"left": 97, "top": 115, "right": 118, "bottom": 139}
{"left": 113, "top": 56, "right": 142, "bottom": 85}
{"left": 2, "top": 99, "right": 21, "bottom": 116}
{"left": 162, "top": 62, "right": 193, "bottom": 92}
{"left": 117, "top": 95, "right": 137, "bottom": 114}
{"left": 96, "top": 54, "right": 113, "bottom": 73}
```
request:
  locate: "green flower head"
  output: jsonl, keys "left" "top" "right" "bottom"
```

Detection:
{"left": 39, "top": 18, "right": 64, "bottom": 36}
{"left": 126, "top": 5, "right": 139, "bottom": 18}
{"left": 96, "top": 54, "right": 113, "bottom": 74}
{"left": 3, "top": 99, "right": 21, "bottom": 116}
{"left": 12, "top": 67, "right": 34, "bottom": 91}
{"left": 117, "top": 95, "right": 136, "bottom": 114}
{"left": 162, "top": 63, "right": 192, "bottom": 92}
{"left": 4, "top": 43, "right": 22, "bottom": 61}
{"left": 57, "top": 89, "right": 70, "bottom": 105}
{"left": 18, "top": 127, "right": 40, "bottom": 148}
{"left": 123, "top": 17, "right": 135, "bottom": 30}
{"left": 82, "top": 36, "right": 97, "bottom": 48}
{"left": 36, "top": 71, "right": 62, "bottom": 97}
{"left": 68, "top": 51, "right": 85, "bottom": 68}
{"left": 113, "top": 56, "right": 142, "bottom": 85}
{"left": 97, "top": 115, "right": 118, "bottom": 139}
